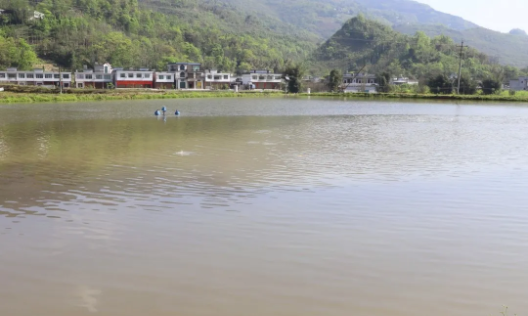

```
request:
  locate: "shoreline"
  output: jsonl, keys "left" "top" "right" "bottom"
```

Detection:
{"left": 302, "top": 92, "right": 528, "bottom": 102}
{"left": 2, "top": 89, "right": 528, "bottom": 104}
{"left": 0, "top": 89, "right": 285, "bottom": 104}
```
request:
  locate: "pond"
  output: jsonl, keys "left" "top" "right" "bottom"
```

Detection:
{"left": 1, "top": 98, "right": 528, "bottom": 316}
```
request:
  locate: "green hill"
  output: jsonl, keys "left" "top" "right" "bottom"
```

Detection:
{"left": 394, "top": 24, "right": 528, "bottom": 68}
{"left": 313, "top": 15, "right": 523, "bottom": 81}
{"left": 207, "top": 0, "right": 527, "bottom": 68}
{"left": 200, "top": 0, "right": 478, "bottom": 39}
{"left": 0, "top": 0, "right": 316, "bottom": 72}
{"left": 0, "top": 0, "right": 527, "bottom": 73}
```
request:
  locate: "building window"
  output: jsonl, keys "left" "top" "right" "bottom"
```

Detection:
{"left": 18, "top": 73, "right": 26, "bottom": 78}
{"left": 224, "top": 75, "right": 229, "bottom": 80}
{"left": 275, "top": 76, "right": 282, "bottom": 80}
{"left": 128, "top": 73, "right": 134, "bottom": 78}
{"left": 36, "top": 74, "right": 44, "bottom": 79}
{"left": 77, "top": 83, "right": 83, "bottom": 88}
{"left": 145, "top": 73, "right": 151, "bottom": 78}
{"left": 136, "top": 73, "right": 142, "bottom": 78}
{"left": 45, "top": 74, "right": 52, "bottom": 79}
{"left": 252, "top": 75, "right": 257, "bottom": 80}
{"left": 85, "top": 74, "right": 93, "bottom": 79}
{"left": 180, "top": 72, "right": 185, "bottom": 78}
{"left": 214, "top": 75, "right": 221, "bottom": 80}
{"left": 267, "top": 75, "right": 273, "bottom": 80}
{"left": 166, "top": 75, "right": 171, "bottom": 80}
{"left": 159, "top": 75, "right": 165, "bottom": 80}
{"left": 63, "top": 74, "right": 70, "bottom": 79}
{"left": 96, "top": 74, "right": 103, "bottom": 79}
{"left": 193, "top": 66, "right": 200, "bottom": 71}
{"left": 8, "top": 73, "right": 16, "bottom": 79}
{"left": 259, "top": 76, "right": 265, "bottom": 80}
{"left": 207, "top": 75, "right": 212, "bottom": 79}
{"left": 27, "top": 74, "right": 34, "bottom": 79}
{"left": 77, "top": 74, "right": 85, "bottom": 79}
{"left": 120, "top": 73, "right": 126, "bottom": 78}
{"left": 180, "top": 65, "right": 185, "bottom": 71}
{"left": 0, "top": 73, "right": 5, "bottom": 78}
{"left": 54, "top": 74, "right": 60, "bottom": 79}
{"left": 104, "top": 75, "right": 112, "bottom": 80}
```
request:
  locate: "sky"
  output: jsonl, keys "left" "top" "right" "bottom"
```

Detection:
{"left": 417, "top": 0, "right": 527, "bottom": 33}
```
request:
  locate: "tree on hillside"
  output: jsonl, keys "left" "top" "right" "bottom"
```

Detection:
{"left": 427, "top": 75, "right": 452, "bottom": 94}
{"left": 481, "top": 78, "right": 501, "bottom": 95}
{"left": 376, "top": 72, "right": 392, "bottom": 93}
{"left": 283, "top": 64, "right": 304, "bottom": 93}
{"left": 0, "top": 36, "right": 38, "bottom": 69}
{"left": 327, "top": 69, "right": 342, "bottom": 92}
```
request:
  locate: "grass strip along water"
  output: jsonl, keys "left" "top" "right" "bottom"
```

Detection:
{"left": 2, "top": 86, "right": 528, "bottom": 104}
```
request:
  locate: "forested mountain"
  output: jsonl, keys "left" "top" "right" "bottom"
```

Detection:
{"left": 143, "top": 0, "right": 528, "bottom": 68}
{"left": 212, "top": 0, "right": 528, "bottom": 68}
{"left": 313, "top": 15, "right": 524, "bottom": 82}
{"left": 394, "top": 24, "right": 528, "bottom": 68}
{"left": 186, "top": 0, "right": 478, "bottom": 39}
{"left": 0, "top": 0, "right": 315, "bottom": 72}
{"left": 0, "top": 0, "right": 527, "bottom": 74}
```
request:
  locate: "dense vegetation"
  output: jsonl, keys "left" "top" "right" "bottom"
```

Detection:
{"left": 222, "top": 0, "right": 528, "bottom": 68}
{"left": 314, "top": 15, "right": 526, "bottom": 86}
{"left": 0, "top": 0, "right": 526, "bottom": 84}
{"left": 0, "top": 0, "right": 314, "bottom": 72}
{"left": 394, "top": 24, "right": 528, "bottom": 68}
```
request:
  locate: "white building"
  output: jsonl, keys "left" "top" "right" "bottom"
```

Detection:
{"left": 154, "top": 72, "right": 175, "bottom": 89}
{"left": 75, "top": 63, "right": 113, "bottom": 89}
{"left": 341, "top": 72, "right": 377, "bottom": 93}
{"left": 29, "top": 10, "right": 45, "bottom": 21}
{"left": 114, "top": 68, "right": 154, "bottom": 88}
{"left": 0, "top": 68, "right": 72, "bottom": 87}
{"left": 204, "top": 70, "right": 232, "bottom": 89}
{"left": 509, "top": 77, "right": 528, "bottom": 91}
{"left": 241, "top": 70, "right": 282, "bottom": 90}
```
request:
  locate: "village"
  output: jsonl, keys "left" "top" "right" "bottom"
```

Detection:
{"left": 0, "top": 63, "right": 283, "bottom": 91}
{"left": 1, "top": 62, "right": 528, "bottom": 93}
{"left": 0, "top": 62, "right": 424, "bottom": 93}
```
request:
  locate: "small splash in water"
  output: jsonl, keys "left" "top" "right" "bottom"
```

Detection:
{"left": 174, "top": 150, "right": 193, "bottom": 157}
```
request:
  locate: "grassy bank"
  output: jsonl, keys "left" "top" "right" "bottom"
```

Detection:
{"left": 0, "top": 89, "right": 284, "bottom": 103}
{"left": 301, "top": 92, "right": 528, "bottom": 102}
{"left": 3, "top": 87, "right": 528, "bottom": 104}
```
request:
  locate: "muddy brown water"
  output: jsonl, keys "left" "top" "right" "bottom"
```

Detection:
{"left": 1, "top": 98, "right": 528, "bottom": 316}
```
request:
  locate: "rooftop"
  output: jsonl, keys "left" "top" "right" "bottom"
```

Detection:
{"left": 344, "top": 73, "right": 376, "bottom": 78}
{"left": 168, "top": 62, "right": 201, "bottom": 66}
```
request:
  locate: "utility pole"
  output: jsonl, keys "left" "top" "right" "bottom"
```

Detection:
{"left": 456, "top": 40, "right": 466, "bottom": 94}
